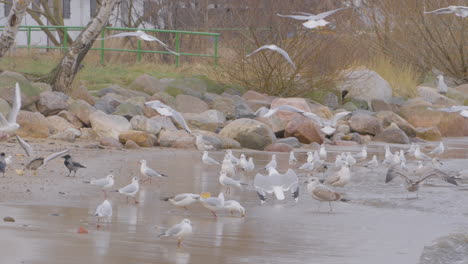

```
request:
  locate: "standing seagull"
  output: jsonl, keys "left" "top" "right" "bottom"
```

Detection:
{"left": 199, "top": 192, "right": 225, "bottom": 217}
{"left": 289, "top": 151, "right": 297, "bottom": 165}
{"left": 264, "top": 154, "right": 277, "bottom": 170}
{"left": 84, "top": 174, "right": 115, "bottom": 198}
{"left": 424, "top": 6, "right": 468, "bottom": 18}
{"left": 62, "top": 155, "right": 86, "bottom": 176}
{"left": 0, "top": 153, "right": 6, "bottom": 177}
{"left": 0, "top": 83, "right": 21, "bottom": 134}
{"left": 366, "top": 155, "right": 379, "bottom": 170}
{"left": 436, "top": 75, "right": 448, "bottom": 94}
{"left": 115, "top": 176, "right": 140, "bottom": 204}
{"left": 219, "top": 170, "right": 246, "bottom": 194}
{"left": 414, "top": 146, "right": 431, "bottom": 160}
{"left": 160, "top": 193, "right": 200, "bottom": 210}
{"left": 429, "top": 142, "right": 445, "bottom": 155}
{"left": 158, "top": 219, "right": 193, "bottom": 248}
{"left": 324, "top": 164, "right": 351, "bottom": 187}
{"left": 144, "top": 100, "right": 192, "bottom": 134}
{"left": 94, "top": 199, "right": 112, "bottom": 228}
{"left": 319, "top": 144, "right": 327, "bottom": 160}
{"left": 100, "top": 30, "right": 180, "bottom": 55}
{"left": 202, "top": 151, "right": 220, "bottom": 165}
{"left": 138, "top": 159, "right": 168, "bottom": 184}
{"left": 246, "top": 45, "right": 296, "bottom": 69}
{"left": 306, "top": 177, "right": 347, "bottom": 212}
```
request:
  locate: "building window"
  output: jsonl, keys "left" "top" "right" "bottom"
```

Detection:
{"left": 4, "top": 0, "right": 12, "bottom": 17}
{"left": 90, "top": 0, "right": 98, "bottom": 17}
{"left": 63, "top": 0, "right": 71, "bottom": 19}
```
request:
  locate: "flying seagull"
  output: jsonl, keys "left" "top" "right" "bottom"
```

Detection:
{"left": 16, "top": 135, "right": 33, "bottom": 157}
{"left": 100, "top": 30, "right": 180, "bottom": 55}
{"left": 254, "top": 168, "right": 299, "bottom": 204}
{"left": 429, "top": 105, "right": 468, "bottom": 118}
{"left": 278, "top": 7, "right": 349, "bottom": 29}
{"left": 25, "top": 149, "right": 70, "bottom": 172}
{"left": 158, "top": 219, "right": 193, "bottom": 248}
{"left": 424, "top": 6, "right": 468, "bottom": 18}
{"left": 0, "top": 83, "right": 21, "bottom": 133}
{"left": 144, "top": 100, "right": 192, "bottom": 134}
{"left": 246, "top": 45, "right": 296, "bottom": 69}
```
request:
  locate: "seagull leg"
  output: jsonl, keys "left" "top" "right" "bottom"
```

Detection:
{"left": 102, "top": 190, "right": 108, "bottom": 199}
{"left": 328, "top": 202, "right": 333, "bottom": 212}
{"left": 97, "top": 217, "right": 100, "bottom": 229}
{"left": 230, "top": 210, "right": 233, "bottom": 216}
{"left": 183, "top": 206, "right": 188, "bottom": 210}
{"left": 211, "top": 211, "right": 217, "bottom": 218}
{"left": 177, "top": 239, "right": 182, "bottom": 248}
{"left": 126, "top": 196, "right": 129, "bottom": 204}
{"left": 133, "top": 197, "right": 139, "bottom": 204}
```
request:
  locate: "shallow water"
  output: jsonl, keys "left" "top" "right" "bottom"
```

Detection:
{"left": 0, "top": 138, "right": 467, "bottom": 263}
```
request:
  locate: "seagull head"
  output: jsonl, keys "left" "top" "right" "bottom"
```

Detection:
{"left": 219, "top": 170, "right": 227, "bottom": 177}
{"left": 132, "top": 176, "right": 139, "bottom": 182}
{"left": 437, "top": 75, "right": 444, "bottom": 81}
{"left": 107, "top": 174, "right": 114, "bottom": 179}
{"left": 304, "top": 177, "right": 320, "bottom": 184}
{"left": 182, "top": 219, "right": 191, "bottom": 225}
{"left": 138, "top": 159, "right": 147, "bottom": 165}
{"left": 238, "top": 205, "right": 246, "bottom": 217}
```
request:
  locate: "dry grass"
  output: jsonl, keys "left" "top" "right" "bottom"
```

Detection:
{"left": 365, "top": 56, "right": 421, "bottom": 98}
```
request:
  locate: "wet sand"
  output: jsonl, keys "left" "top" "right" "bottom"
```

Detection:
{"left": 0, "top": 138, "right": 467, "bottom": 264}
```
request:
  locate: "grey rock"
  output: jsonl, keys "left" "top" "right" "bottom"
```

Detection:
{"left": 37, "top": 91, "right": 69, "bottom": 116}
{"left": 277, "top": 137, "right": 302, "bottom": 148}
{"left": 219, "top": 118, "right": 276, "bottom": 150}
{"left": 130, "top": 115, "right": 162, "bottom": 135}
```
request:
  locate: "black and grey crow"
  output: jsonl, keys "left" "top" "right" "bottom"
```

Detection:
{"left": 62, "top": 154, "right": 86, "bottom": 176}
{"left": 0, "top": 153, "right": 6, "bottom": 177}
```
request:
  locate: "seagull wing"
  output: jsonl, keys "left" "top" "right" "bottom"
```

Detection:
{"left": 424, "top": 7, "right": 454, "bottom": 15}
{"left": 330, "top": 111, "right": 351, "bottom": 126}
{"left": 279, "top": 169, "right": 299, "bottom": 191}
{"left": 90, "top": 177, "right": 109, "bottom": 187}
{"left": 254, "top": 173, "right": 274, "bottom": 193}
{"left": 171, "top": 111, "right": 192, "bottom": 134}
{"left": 276, "top": 13, "right": 312, "bottom": 20}
{"left": 43, "top": 149, "right": 69, "bottom": 165}
{"left": 385, "top": 166, "right": 412, "bottom": 184}
{"left": 8, "top": 83, "right": 21, "bottom": 124}
{"left": 101, "top": 31, "right": 141, "bottom": 39}
{"left": 274, "top": 105, "right": 305, "bottom": 114}
{"left": 292, "top": 12, "right": 314, "bottom": 16}
{"left": 271, "top": 46, "right": 296, "bottom": 69}
{"left": 246, "top": 45, "right": 273, "bottom": 57}
{"left": 16, "top": 135, "right": 34, "bottom": 156}
{"left": 119, "top": 182, "right": 137, "bottom": 194}
{"left": 417, "top": 169, "right": 458, "bottom": 185}
{"left": 164, "top": 223, "right": 183, "bottom": 237}
{"left": 254, "top": 107, "right": 270, "bottom": 117}
{"left": 138, "top": 34, "right": 180, "bottom": 56}
{"left": 313, "top": 7, "right": 349, "bottom": 20}
{"left": 312, "top": 185, "right": 341, "bottom": 201}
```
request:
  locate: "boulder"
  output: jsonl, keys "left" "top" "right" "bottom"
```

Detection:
{"left": 149, "top": 92, "right": 176, "bottom": 107}
{"left": 255, "top": 115, "right": 286, "bottom": 134}
{"left": 284, "top": 115, "right": 324, "bottom": 144}
{"left": 46, "top": 116, "right": 76, "bottom": 134}
{"left": 343, "top": 98, "right": 369, "bottom": 110}
{"left": 222, "top": 94, "right": 254, "bottom": 118}
{"left": 183, "top": 109, "right": 226, "bottom": 132}
{"left": 167, "top": 78, "right": 209, "bottom": 98}
{"left": 37, "top": 91, "right": 69, "bottom": 116}
{"left": 119, "top": 130, "right": 156, "bottom": 147}
{"left": 210, "top": 97, "right": 236, "bottom": 120}
{"left": 79, "top": 128, "right": 99, "bottom": 141}
{"left": 57, "top": 110, "right": 84, "bottom": 128}
{"left": 400, "top": 98, "right": 432, "bottom": 108}
{"left": 98, "top": 85, "right": 150, "bottom": 99}
{"left": 375, "top": 111, "right": 416, "bottom": 137}
{"left": 0, "top": 71, "right": 41, "bottom": 108}
{"left": 100, "top": 137, "right": 123, "bottom": 148}
{"left": 324, "top": 92, "right": 339, "bottom": 109}
{"left": 130, "top": 115, "right": 162, "bottom": 135}
{"left": 371, "top": 99, "right": 399, "bottom": 112}
{"left": 349, "top": 113, "right": 382, "bottom": 135}
{"left": 0, "top": 98, "right": 11, "bottom": 117}
{"left": 339, "top": 69, "right": 393, "bottom": 106}
{"left": 454, "top": 83, "right": 468, "bottom": 95}
{"left": 219, "top": 118, "right": 276, "bottom": 150}
{"left": 417, "top": 86, "right": 457, "bottom": 107}
{"left": 32, "top": 82, "right": 52, "bottom": 93}
{"left": 334, "top": 139, "right": 359, "bottom": 146}
{"left": 16, "top": 111, "right": 50, "bottom": 138}
{"left": 343, "top": 102, "right": 358, "bottom": 111}
{"left": 415, "top": 127, "right": 442, "bottom": 141}
{"left": 89, "top": 111, "right": 132, "bottom": 140}
{"left": 125, "top": 140, "right": 141, "bottom": 149}
{"left": 150, "top": 116, "right": 178, "bottom": 131}
{"left": 308, "top": 102, "right": 333, "bottom": 119}
{"left": 113, "top": 102, "right": 143, "bottom": 120}
{"left": 70, "top": 85, "right": 95, "bottom": 105}
{"left": 242, "top": 90, "right": 272, "bottom": 102}
{"left": 128, "top": 74, "right": 168, "bottom": 95}
{"left": 68, "top": 100, "right": 96, "bottom": 126}
{"left": 94, "top": 93, "right": 124, "bottom": 114}
{"left": 264, "top": 143, "right": 293, "bottom": 152}
{"left": 175, "top": 94, "right": 209, "bottom": 113}
{"left": 193, "top": 130, "right": 224, "bottom": 150}
{"left": 270, "top": 97, "right": 311, "bottom": 123}
{"left": 48, "top": 129, "right": 78, "bottom": 142}
{"left": 374, "top": 123, "right": 410, "bottom": 144}
{"left": 336, "top": 124, "right": 351, "bottom": 135}
{"left": 246, "top": 100, "right": 270, "bottom": 112}
{"left": 158, "top": 129, "right": 196, "bottom": 149}
{"left": 202, "top": 92, "right": 222, "bottom": 104}
{"left": 277, "top": 137, "right": 302, "bottom": 148}
{"left": 220, "top": 137, "right": 242, "bottom": 149}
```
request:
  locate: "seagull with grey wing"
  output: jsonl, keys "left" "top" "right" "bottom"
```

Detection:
{"left": 138, "top": 159, "right": 168, "bottom": 184}
{"left": 0, "top": 83, "right": 21, "bottom": 134}
{"left": 94, "top": 199, "right": 112, "bottom": 228}
{"left": 25, "top": 149, "right": 70, "bottom": 174}
{"left": 428, "top": 105, "right": 468, "bottom": 118}
{"left": 84, "top": 174, "right": 115, "bottom": 198}
{"left": 305, "top": 177, "right": 348, "bottom": 212}
{"left": 160, "top": 193, "right": 200, "bottom": 210}
{"left": 100, "top": 30, "right": 180, "bottom": 55}
{"left": 199, "top": 192, "right": 225, "bottom": 217}
{"left": 277, "top": 7, "right": 349, "bottom": 29}
{"left": 158, "top": 219, "right": 192, "bottom": 248}
{"left": 246, "top": 45, "right": 296, "bottom": 69}
{"left": 144, "top": 100, "right": 192, "bottom": 134}
{"left": 254, "top": 167, "right": 299, "bottom": 204}
{"left": 424, "top": 6, "right": 468, "bottom": 18}
{"left": 114, "top": 176, "right": 140, "bottom": 204}
{"left": 385, "top": 166, "right": 457, "bottom": 198}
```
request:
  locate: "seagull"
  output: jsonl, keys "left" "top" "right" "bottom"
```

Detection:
{"left": 313, "top": 151, "right": 324, "bottom": 165}
{"left": 345, "top": 152, "right": 356, "bottom": 166}
{"left": 218, "top": 170, "right": 246, "bottom": 194}
{"left": 225, "top": 150, "right": 240, "bottom": 165}
{"left": 278, "top": 7, "right": 349, "bottom": 29}
{"left": 144, "top": 100, "right": 192, "bottom": 134}
{"left": 264, "top": 154, "right": 277, "bottom": 170}
{"left": 407, "top": 143, "right": 416, "bottom": 155}
{"left": 334, "top": 153, "right": 346, "bottom": 168}
{"left": 199, "top": 192, "right": 225, "bottom": 217}
{"left": 62, "top": 154, "right": 86, "bottom": 176}
{"left": 353, "top": 146, "right": 367, "bottom": 161}
{"left": 138, "top": 159, "right": 168, "bottom": 184}
{"left": 385, "top": 166, "right": 457, "bottom": 197}
{"left": 436, "top": 75, "right": 448, "bottom": 94}
{"left": 429, "top": 105, "right": 468, "bottom": 118}
{"left": 246, "top": 45, "right": 296, "bottom": 69}
{"left": 306, "top": 151, "right": 314, "bottom": 163}
{"left": 246, "top": 157, "right": 255, "bottom": 171}
{"left": 414, "top": 146, "right": 431, "bottom": 161}
{"left": 0, "top": 153, "right": 6, "bottom": 177}
{"left": 365, "top": 155, "right": 379, "bottom": 170}
{"left": 202, "top": 151, "right": 220, "bottom": 165}
{"left": 305, "top": 177, "right": 347, "bottom": 212}
{"left": 319, "top": 144, "right": 327, "bottom": 160}
{"left": 25, "top": 149, "right": 70, "bottom": 172}
{"left": 324, "top": 164, "right": 351, "bottom": 187}
{"left": 101, "top": 30, "right": 180, "bottom": 55}
{"left": 254, "top": 167, "right": 299, "bottom": 204}
{"left": 429, "top": 142, "right": 445, "bottom": 155}
{"left": 160, "top": 193, "right": 200, "bottom": 210}
{"left": 384, "top": 145, "right": 393, "bottom": 160}
{"left": 289, "top": 151, "right": 297, "bottom": 165}
{"left": 94, "top": 199, "right": 112, "bottom": 227}
{"left": 115, "top": 176, "right": 140, "bottom": 204}
{"left": 84, "top": 174, "right": 115, "bottom": 198}
{"left": 4, "top": 154, "right": 12, "bottom": 166}
{"left": 223, "top": 200, "right": 246, "bottom": 217}
{"left": 158, "top": 219, "right": 192, "bottom": 248}
{"left": 221, "top": 155, "right": 237, "bottom": 178}
{"left": 424, "top": 6, "right": 468, "bottom": 18}
{"left": 16, "top": 135, "right": 33, "bottom": 157}
{"left": 194, "top": 133, "right": 214, "bottom": 151}
{"left": 298, "top": 161, "right": 315, "bottom": 171}
{"left": 239, "top": 154, "right": 255, "bottom": 171}
{"left": 0, "top": 83, "right": 21, "bottom": 134}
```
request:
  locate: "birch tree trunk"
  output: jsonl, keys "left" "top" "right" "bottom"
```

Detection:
{"left": 50, "top": 0, "right": 120, "bottom": 94}
{"left": 0, "top": 0, "right": 32, "bottom": 58}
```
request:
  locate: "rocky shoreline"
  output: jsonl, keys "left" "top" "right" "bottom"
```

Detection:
{"left": 1, "top": 70, "right": 467, "bottom": 151}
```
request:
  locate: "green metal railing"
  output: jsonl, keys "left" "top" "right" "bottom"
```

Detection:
{"left": 4, "top": 25, "right": 221, "bottom": 67}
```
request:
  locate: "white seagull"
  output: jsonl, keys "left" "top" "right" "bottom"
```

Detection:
{"left": 94, "top": 199, "right": 112, "bottom": 227}
{"left": 264, "top": 154, "right": 277, "bottom": 170}
{"left": 429, "top": 105, "right": 468, "bottom": 118}
{"left": 202, "top": 151, "right": 221, "bottom": 165}
{"left": 353, "top": 146, "right": 367, "bottom": 161}
{"left": 366, "top": 155, "right": 379, "bottom": 170}
{"left": 278, "top": 7, "right": 349, "bottom": 29}
{"left": 144, "top": 100, "right": 192, "bottom": 134}
{"left": 194, "top": 133, "right": 215, "bottom": 151}
{"left": 221, "top": 155, "right": 237, "bottom": 178}
{"left": 436, "top": 75, "right": 448, "bottom": 94}
{"left": 319, "top": 144, "right": 327, "bottom": 160}
{"left": 424, "top": 6, "right": 468, "bottom": 18}
{"left": 289, "top": 151, "right": 297, "bottom": 165}
{"left": 246, "top": 45, "right": 296, "bottom": 69}
{"left": 219, "top": 170, "right": 246, "bottom": 194}
{"left": 115, "top": 176, "right": 140, "bottom": 204}
{"left": 0, "top": 83, "right": 21, "bottom": 134}
{"left": 161, "top": 193, "right": 200, "bottom": 210}
{"left": 223, "top": 200, "right": 246, "bottom": 217}
{"left": 158, "top": 219, "right": 193, "bottom": 248}
{"left": 139, "top": 159, "right": 168, "bottom": 184}
{"left": 324, "top": 164, "right": 351, "bottom": 187}
{"left": 199, "top": 192, "right": 225, "bottom": 217}
{"left": 101, "top": 30, "right": 180, "bottom": 55}
{"left": 84, "top": 174, "right": 115, "bottom": 198}
{"left": 254, "top": 167, "right": 299, "bottom": 204}
{"left": 429, "top": 142, "right": 445, "bottom": 155}
{"left": 414, "top": 146, "right": 431, "bottom": 161}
